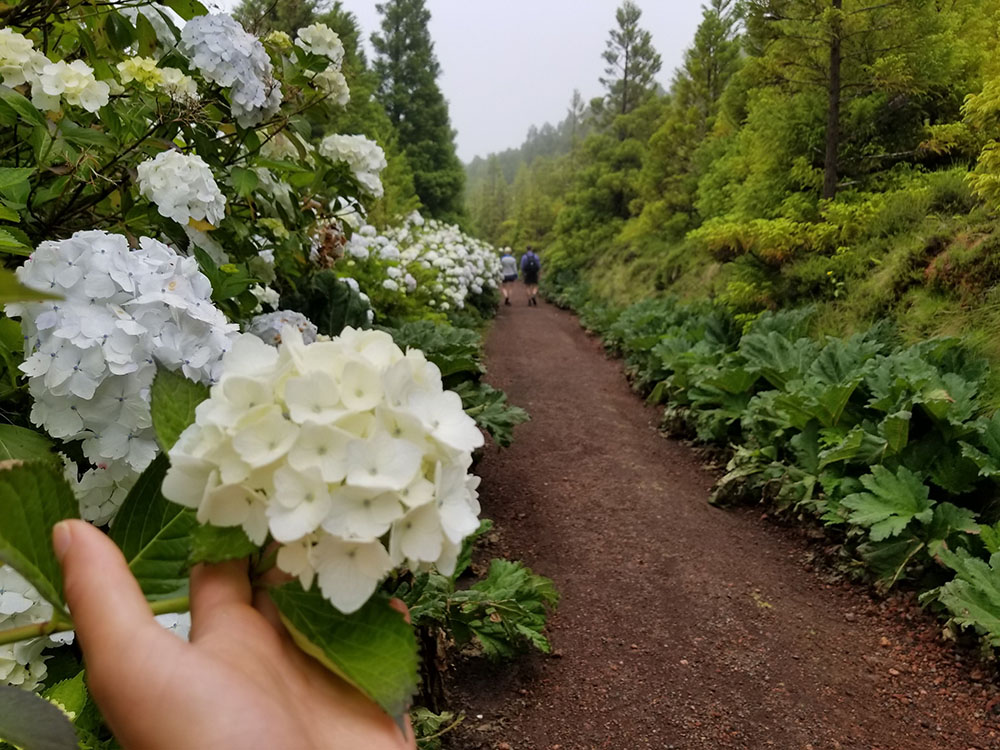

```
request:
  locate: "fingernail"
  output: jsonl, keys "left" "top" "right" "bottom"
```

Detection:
{"left": 52, "top": 521, "right": 72, "bottom": 562}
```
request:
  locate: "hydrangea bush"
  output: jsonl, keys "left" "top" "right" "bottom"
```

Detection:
{"left": 0, "top": 0, "right": 545, "bottom": 738}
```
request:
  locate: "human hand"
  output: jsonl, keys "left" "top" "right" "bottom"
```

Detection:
{"left": 53, "top": 519, "right": 415, "bottom": 750}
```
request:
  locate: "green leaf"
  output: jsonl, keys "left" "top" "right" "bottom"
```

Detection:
{"left": 270, "top": 584, "right": 418, "bottom": 727}
{"left": 0, "top": 230, "right": 33, "bottom": 257}
{"left": 283, "top": 270, "right": 371, "bottom": 336}
{"left": 881, "top": 410, "right": 911, "bottom": 455}
{"left": 135, "top": 12, "right": 158, "bottom": 57}
{"left": 0, "top": 86, "right": 46, "bottom": 127}
{"left": 937, "top": 549, "right": 1000, "bottom": 646}
{"left": 42, "top": 671, "right": 88, "bottom": 724}
{"left": 0, "top": 425, "right": 57, "bottom": 465}
{"left": 0, "top": 202, "right": 21, "bottom": 222}
{"left": 0, "top": 685, "right": 78, "bottom": 750}
{"left": 189, "top": 523, "right": 257, "bottom": 564}
{"left": 841, "top": 465, "right": 934, "bottom": 542}
{"left": 0, "top": 268, "right": 60, "bottom": 302}
{"left": 0, "top": 167, "right": 33, "bottom": 194}
{"left": 150, "top": 367, "right": 209, "bottom": 452}
{"left": 160, "top": 0, "right": 208, "bottom": 20}
{"left": 0, "top": 461, "right": 77, "bottom": 614}
{"left": 109, "top": 455, "right": 198, "bottom": 599}
{"left": 452, "top": 381, "right": 528, "bottom": 448}
{"left": 231, "top": 167, "right": 259, "bottom": 197}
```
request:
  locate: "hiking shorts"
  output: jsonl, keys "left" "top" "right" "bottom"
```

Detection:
{"left": 503, "top": 274, "right": 518, "bottom": 283}
{"left": 523, "top": 271, "right": 539, "bottom": 285}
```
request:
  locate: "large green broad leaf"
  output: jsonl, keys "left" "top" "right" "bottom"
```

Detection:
{"left": 189, "top": 523, "right": 258, "bottom": 565}
{"left": 270, "top": 584, "right": 418, "bottom": 728}
{"left": 937, "top": 549, "right": 1000, "bottom": 646}
{"left": 0, "top": 424, "right": 57, "bottom": 465}
{"left": 0, "top": 685, "right": 78, "bottom": 750}
{"left": 841, "top": 465, "right": 933, "bottom": 542}
{"left": 150, "top": 367, "right": 209, "bottom": 452}
{"left": 109, "top": 455, "right": 198, "bottom": 599}
{"left": 0, "top": 461, "right": 77, "bottom": 615}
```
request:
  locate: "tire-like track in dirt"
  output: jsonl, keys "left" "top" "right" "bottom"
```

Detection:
{"left": 444, "top": 297, "right": 1000, "bottom": 750}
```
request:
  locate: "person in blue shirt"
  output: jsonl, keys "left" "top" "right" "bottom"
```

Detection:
{"left": 520, "top": 247, "right": 541, "bottom": 307}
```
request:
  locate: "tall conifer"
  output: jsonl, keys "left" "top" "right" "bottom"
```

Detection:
{"left": 372, "top": 0, "right": 465, "bottom": 221}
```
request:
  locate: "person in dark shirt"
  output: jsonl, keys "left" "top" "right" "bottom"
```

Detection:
{"left": 520, "top": 247, "right": 541, "bottom": 306}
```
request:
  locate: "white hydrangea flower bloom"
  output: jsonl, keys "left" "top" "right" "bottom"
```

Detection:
{"left": 158, "top": 68, "right": 199, "bottom": 102}
{"left": 179, "top": 13, "right": 282, "bottom": 127}
{"left": 137, "top": 151, "right": 226, "bottom": 226}
{"left": 247, "top": 310, "right": 318, "bottom": 346}
{"left": 0, "top": 29, "right": 48, "bottom": 88}
{"left": 163, "top": 326, "right": 484, "bottom": 613}
{"left": 33, "top": 60, "right": 110, "bottom": 113}
{"left": 7, "top": 231, "right": 238, "bottom": 520}
{"left": 0, "top": 566, "right": 69, "bottom": 690}
{"left": 295, "top": 23, "right": 345, "bottom": 66}
{"left": 319, "top": 134, "right": 387, "bottom": 198}
{"left": 312, "top": 67, "right": 350, "bottom": 107}
{"left": 249, "top": 284, "right": 280, "bottom": 313}
{"left": 338, "top": 214, "right": 502, "bottom": 311}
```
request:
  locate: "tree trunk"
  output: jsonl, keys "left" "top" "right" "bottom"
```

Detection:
{"left": 823, "top": 0, "right": 842, "bottom": 200}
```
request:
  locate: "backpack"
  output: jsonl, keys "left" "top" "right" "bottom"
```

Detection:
{"left": 523, "top": 252, "right": 540, "bottom": 273}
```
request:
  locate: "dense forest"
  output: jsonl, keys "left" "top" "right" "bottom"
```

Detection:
{"left": 466, "top": 0, "right": 1000, "bottom": 385}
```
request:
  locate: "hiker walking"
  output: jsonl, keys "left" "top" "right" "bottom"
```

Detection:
{"left": 500, "top": 248, "right": 518, "bottom": 306}
{"left": 521, "top": 246, "right": 541, "bottom": 306}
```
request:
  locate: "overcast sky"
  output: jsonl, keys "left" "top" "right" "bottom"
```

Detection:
{"left": 217, "top": 1, "right": 707, "bottom": 162}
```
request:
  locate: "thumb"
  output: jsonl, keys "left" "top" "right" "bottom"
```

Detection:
{"left": 53, "top": 519, "right": 162, "bottom": 660}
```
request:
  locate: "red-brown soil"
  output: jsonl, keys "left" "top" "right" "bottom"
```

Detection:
{"left": 444, "top": 296, "right": 1000, "bottom": 750}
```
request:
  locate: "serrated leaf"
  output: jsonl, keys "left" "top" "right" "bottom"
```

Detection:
{"left": 0, "top": 167, "right": 33, "bottom": 193}
{"left": 109, "top": 455, "right": 197, "bottom": 599}
{"left": 42, "top": 670, "right": 88, "bottom": 723}
{"left": 0, "top": 228, "right": 31, "bottom": 256}
{"left": 151, "top": 368, "right": 209, "bottom": 452}
{"left": 841, "top": 465, "right": 933, "bottom": 542}
{"left": 0, "top": 461, "right": 77, "bottom": 614}
{"left": 188, "top": 523, "right": 257, "bottom": 564}
{"left": 0, "top": 685, "right": 78, "bottom": 750}
{"left": 0, "top": 424, "right": 57, "bottom": 465}
{"left": 270, "top": 584, "right": 418, "bottom": 726}
{"left": 937, "top": 549, "right": 1000, "bottom": 646}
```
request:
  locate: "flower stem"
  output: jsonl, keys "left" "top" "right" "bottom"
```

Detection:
{"left": 0, "top": 595, "right": 190, "bottom": 647}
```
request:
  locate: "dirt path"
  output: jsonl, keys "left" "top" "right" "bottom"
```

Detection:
{"left": 444, "top": 297, "right": 1000, "bottom": 750}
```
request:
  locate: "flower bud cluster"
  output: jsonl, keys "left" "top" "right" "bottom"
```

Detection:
{"left": 137, "top": 151, "right": 227, "bottom": 227}
{"left": 163, "top": 326, "right": 484, "bottom": 613}
{"left": 179, "top": 13, "right": 282, "bottom": 127}
{"left": 7, "top": 231, "right": 238, "bottom": 522}
{"left": 118, "top": 56, "right": 198, "bottom": 102}
{"left": 319, "top": 134, "right": 387, "bottom": 198}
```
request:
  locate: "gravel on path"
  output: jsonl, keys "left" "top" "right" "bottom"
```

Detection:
{"left": 444, "top": 296, "right": 1000, "bottom": 750}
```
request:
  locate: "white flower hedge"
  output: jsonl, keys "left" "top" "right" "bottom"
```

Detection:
{"left": 0, "top": 1, "right": 516, "bottom": 731}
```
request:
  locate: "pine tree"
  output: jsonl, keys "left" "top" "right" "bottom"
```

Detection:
{"left": 598, "top": 1, "right": 663, "bottom": 118}
{"left": 743, "top": 0, "right": 941, "bottom": 199}
{"left": 372, "top": 0, "right": 465, "bottom": 222}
